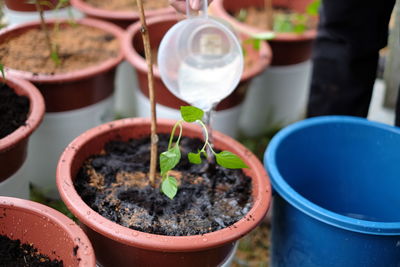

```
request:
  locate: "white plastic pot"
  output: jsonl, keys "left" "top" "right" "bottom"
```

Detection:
{"left": 239, "top": 61, "right": 312, "bottom": 137}
{"left": 2, "top": 6, "right": 83, "bottom": 26}
{"left": 114, "top": 61, "right": 138, "bottom": 118}
{"left": 26, "top": 96, "right": 114, "bottom": 198}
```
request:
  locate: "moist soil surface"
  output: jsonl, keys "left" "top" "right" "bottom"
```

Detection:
{"left": 0, "top": 83, "right": 29, "bottom": 139}
{"left": 0, "top": 235, "right": 63, "bottom": 266}
{"left": 0, "top": 24, "right": 119, "bottom": 75}
{"left": 75, "top": 134, "right": 253, "bottom": 236}
{"left": 84, "top": 0, "right": 169, "bottom": 12}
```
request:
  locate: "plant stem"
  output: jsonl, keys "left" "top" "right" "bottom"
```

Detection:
{"left": 264, "top": 0, "right": 273, "bottom": 30}
{"left": 168, "top": 121, "right": 183, "bottom": 149}
{"left": 35, "top": 1, "right": 54, "bottom": 59}
{"left": 136, "top": 0, "right": 158, "bottom": 187}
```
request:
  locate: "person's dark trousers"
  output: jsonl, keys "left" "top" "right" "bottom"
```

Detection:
{"left": 307, "top": 0, "right": 397, "bottom": 124}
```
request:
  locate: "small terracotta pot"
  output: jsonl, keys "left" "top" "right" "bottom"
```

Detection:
{"left": 0, "top": 18, "right": 124, "bottom": 113}
{"left": 123, "top": 13, "right": 272, "bottom": 112}
{"left": 0, "top": 76, "right": 45, "bottom": 182}
{"left": 70, "top": 0, "right": 174, "bottom": 29}
{"left": 4, "top": 0, "right": 65, "bottom": 12}
{"left": 210, "top": 0, "right": 317, "bottom": 66}
{"left": 0, "top": 196, "right": 96, "bottom": 266}
{"left": 57, "top": 118, "right": 272, "bottom": 267}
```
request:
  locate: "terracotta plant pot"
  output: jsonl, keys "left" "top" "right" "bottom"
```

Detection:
{"left": 1, "top": 18, "right": 124, "bottom": 113}
{"left": 0, "top": 75, "right": 44, "bottom": 183}
{"left": 123, "top": 14, "right": 271, "bottom": 137}
{"left": 210, "top": 0, "right": 317, "bottom": 66}
{"left": 70, "top": 0, "right": 174, "bottom": 29}
{"left": 4, "top": 0, "right": 65, "bottom": 12}
{"left": 57, "top": 118, "right": 271, "bottom": 267}
{"left": 0, "top": 18, "right": 124, "bottom": 197}
{"left": 0, "top": 196, "right": 96, "bottom": 266}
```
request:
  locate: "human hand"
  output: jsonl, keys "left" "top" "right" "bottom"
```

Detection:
{"left": 169, "top": 0, "right": 213, "bottom": 13}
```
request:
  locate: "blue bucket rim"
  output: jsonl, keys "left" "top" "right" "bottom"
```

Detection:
{"left": 265, "top": 116, "right": 400, "bottom": 235}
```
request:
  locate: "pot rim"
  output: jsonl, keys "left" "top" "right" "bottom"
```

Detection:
{"left": 57, "top": 117, "right": 271, "bottom": 252}
{"left": 70, "top": 0, "right": 174, "bottom": 21}
{"left": 0, "top": 18, "right": 124, "bottom": 83}
{"left": 122, "top": 13, "right": 272, "bottom": 82}
{"left": 0, "top": 196, "right": 96, "bottom": 266}
{"left": 210, "top": 0, "right": 317, "bottom": 42}
{"left": 265, "top": 116, "right": 400, "bottom": 235}
{"left": 0, "top": 76, "right": 44, "bottom": 152}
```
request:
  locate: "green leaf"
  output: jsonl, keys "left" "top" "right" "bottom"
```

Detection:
{"left": 251, "top": 31, "right": 276, "bottom": 40}
{"left": 159, "top": 145, "right": 181, "bottom": 175}
{"left": 237, "top": 8, "right": 248, "bottom": 22}
{"left": 162, "top": 176, "right": 178, "bottom": 199}
{"left": 252, "top": 38, "right": 261, "bottom": 50}
{"left": 306, "top": 0, "right": 321, "bottom": 16}
{"left": 294, "top": 23, "right": 306, "bottom": 34}
{"left": 51, "top": 50, "right": 61, "bottom": 66}
{"left": 188, "top": 152, "right": 202, "bottom": 164}
{"left": 180, "top": 106, "right": 204, "bottom": 122}
{"left": 0, "top": 64, "right": 5, "bottom": 80}
{"left": 215, "top": 151, "right": 249, "bottom": 169}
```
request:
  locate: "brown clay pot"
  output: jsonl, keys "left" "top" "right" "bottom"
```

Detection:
{"left": 210, "top": 0, "right": 317, "bottom": 66}
{"left": 4, "top": 0, "right": 65, "bottom": 12}
{"left": 0, "top": 18, "right": 124, "bottom": 113}
{"left": 122, "top": 13, "right": 272, "bottom": 112}
{"left": 0, "top": 76, "right": 45, "bottom": 182}
{"left": 70, "top": 0, "right": 174, "bottom": 29}
{"left": 57, "top": 118, "right": 272, "bottom": 267}
{"left": 0, "top": 196, "right": 96, "bottom": 266}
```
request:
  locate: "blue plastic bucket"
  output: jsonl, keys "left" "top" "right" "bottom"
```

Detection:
{"left": 264, "top": 116, "right": 400, "bottom": 266}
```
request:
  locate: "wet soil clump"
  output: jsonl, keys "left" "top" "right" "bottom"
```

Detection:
{"left": 0, "top": 83, "right": 29, "bottom": 139}
{"left": 0, "top": 235, "right": 63, "bottom": 266}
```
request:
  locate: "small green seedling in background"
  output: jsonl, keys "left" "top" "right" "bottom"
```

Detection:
{"left": 273, "top": 0, "right": 320, "bottom": 34}
{"left": 159, "top": 106, "right": 249, "bottom": 199}
{"left": 27, "top": 0, "right": 75, "bottom": 66}
{"left": 0, "top": 64, "right": 5, "bottom": 80}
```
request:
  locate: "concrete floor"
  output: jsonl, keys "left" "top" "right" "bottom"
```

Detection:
{"left": 367, "top": 79, "right": 396, "bottom": 126}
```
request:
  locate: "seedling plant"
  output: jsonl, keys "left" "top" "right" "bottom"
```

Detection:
{"left": 160, "top": 106, "right": 249, "bottom": 199}
{"left": 240, "top": 0, "right": 321, "bottom": 49}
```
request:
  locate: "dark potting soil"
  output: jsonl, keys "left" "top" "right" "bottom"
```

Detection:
{"left": 0, "top": 83, "right": 29, "bottom": 139}
{"left": 0, "top": 235, "right": 63, "bottom": 267}
{"left": 75, "top": 134, "right": 253, "bottom": 236}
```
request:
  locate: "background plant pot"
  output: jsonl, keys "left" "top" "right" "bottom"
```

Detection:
{"left": 4, "top": 0, "right": 62, "bottom": 12}
{"left": 0, "top": 18, "right": 124, "bottom": 198}
{"left": 210, "top": 0, "right": 317, "bottom": 66}
{"left": 0, "top": 76, "right": 45, "bottom": 198}
{"left": 239, "top": 60, "right": 312, "bottom": 136}
{"left": 265, "top": 116, "right": 400, "bottom": 266}
{"left": 0, "top": 196, "right": 96, "bottom": 266}
{"left": 123, "top": 14, "right": 272, "bottom": 138}
{"left": 210, "top": 0, "right": 317, "bottom": 136}
{"left": 70, "top": 0, "right": 174, "bottom": 29}
{"left": 69, "top": 0, "right": 173, "bottom": 119}
{"left": 3, "top": 0, "right": 83, "bottom": 26}
{"left": 57, "top": 118, "right": 271, "bottom": 267}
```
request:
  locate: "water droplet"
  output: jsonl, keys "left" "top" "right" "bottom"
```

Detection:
{"left": 86, "top": 211, "right": 91, "bottom": 215}
{"left": 131, "top": 232, "right": 139, "bottom": 237}
{"left": 202, "top": 238, "right": 208, "bottom": 242}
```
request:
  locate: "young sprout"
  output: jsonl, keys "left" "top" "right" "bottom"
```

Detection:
{"left": 0, "top": 64, "right": 5, "bottom": 80}
{"left": 159, "top": 106, "right": 249, "bottom": 199}
{"left": 32, "top": 0, "right": 61, "bottom": 66}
